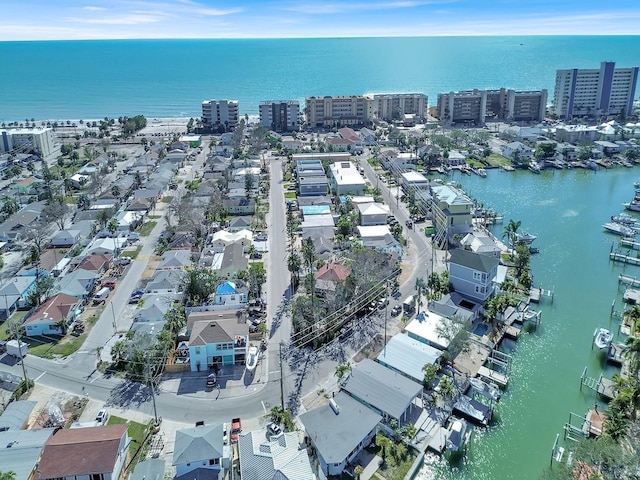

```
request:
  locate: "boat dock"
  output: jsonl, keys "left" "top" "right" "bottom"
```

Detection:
{"left": 583, "top": 409, "right": 606, "bottom": 437}
{"left": 453, "top": 395, "right": 492, "bottom": 426}
{"left": 607, "top": 342, "right": 627, "bottom": 365}
{"left": 477, "top": 366, "right": 509, "bottom": 388}
{"left": 609, "top": 251, "right": 640, "bottom": 266}
{"left": 620, "top": 238, "right": 640, "bottom": 250}
{"left": 579, "top": 367, "right": 616, "bottom": 401}
{"left": 529, "top": 285, "right": 554, "bottom": 303}
{"left": 619, "top": 273, "right": 640, "bottom": 288}
{"left": 505, "top": 325, "right": 521, "bottom": 339}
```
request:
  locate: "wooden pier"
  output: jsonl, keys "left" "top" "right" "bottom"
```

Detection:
{"left": 529, "top": 285, "right": 554, "bottom": 303}
{"left": 478, "top": 366, "right": 509, "bottom": 388}
{"left": 583, "top": 409, "right": 606, "bottom": 437}
{"left": 580, "top": 367, "right": 617, "bottom": 401}
{"left": 620, "top": 238, "right": 640, "bottom": 250}
{"left": 609, "top": 251, "right": 640, "bottom": 266}
{"left": 505, "top": 325, "right": 521, "bottom": 339}
{"left": 607, "top": 342, "right": 627, "bottom": 365}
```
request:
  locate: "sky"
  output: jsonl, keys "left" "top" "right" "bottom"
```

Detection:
{"left": 1, "top": 0, "right": 640, "bottom": 41}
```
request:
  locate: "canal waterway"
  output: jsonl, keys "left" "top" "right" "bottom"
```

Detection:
{"left": 417, "top": 167, "right": 637, "bottom": 480}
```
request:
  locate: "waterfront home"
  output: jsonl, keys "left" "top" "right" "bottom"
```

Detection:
{"left": 377, "top": 333, "right": 443, "bottom": 384}
{"left": 23, "top": 293, "right": 81, "bottom": 336}
{"left": 188, "top": 317, "right": 249, "bottom": 370}
{"left": 0, "top": 428, "right": 56, "bottom": 480}
{"left": 449, "top": 248, "right": 498, "bottom": 304}
{"left": 405, "top": 310, "right": 459, "bottom": 351}
{"left": 238, "top": 431, "right": 314, "bottom": 479}
{"left": 502, "top": 141, "right": 533, "bottom": 160}
{"left": 445, "top": 150, "right": 467, "bottom": 166}
{"left": 341, "top": 358, "right": 423, "bottom": 424}
{"left": 0, "top": 276, "right": 36, "bottom": 320}
{"left": 554, "top": 125, "right": 598, "bottom": 143}
{"left": 594, "top": 140, "right": 620, "bottom": 156}
{"left": 300, "top": 391, "right": 382, "bottom": 477}
{"left": 400, "top": 171, "right": 429, "bottom": 191}
{"left": 461, "top": 231, "right": 502, "bottom": 258}
{"left": 35, "top": 424, "right": 129, "bottom": 480}
{"left": 173, "top": 423, "right": 229, "bottom": 480}
{"left": 430, "top": 184, "right": 474, "bottom": 246}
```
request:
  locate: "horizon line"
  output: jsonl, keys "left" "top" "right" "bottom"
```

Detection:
{"left": 2, "top": 33, "right": 640, "bottom": 43}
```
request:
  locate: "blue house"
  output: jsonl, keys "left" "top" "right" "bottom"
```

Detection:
{"left": 0, "top": 277, "right": 37, "bottom": 320}
{"left": 188, "top": 317, "right": 249, "bottom": 371}
{"left": 214, "top": 281, "right": 248, "bottom": 307}
{"left": 23, "top": 293, "right": 81, "bottom": 336}
{"left": 448, "top": 248, "right": 498, "bottom": 304}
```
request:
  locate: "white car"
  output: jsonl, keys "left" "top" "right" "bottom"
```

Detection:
{"left": 95, "top": 409, "right": 109, "bottom": 426}
{"left": 267, "top": 422, "right": 283, "bottom": 437}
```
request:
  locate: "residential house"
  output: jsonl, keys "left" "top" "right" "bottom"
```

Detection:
{"left": 448, "top": 248, "right": 499, "bottom": 303}
{"left": 0, "top": 276, "right": 36, "bottom": 319}
{"left": 223, "top": 198, "right": 256, "bottom": 215}
{"left": 70, "top": 173, "right": 91, "bottom": 189}
{"left": 86, "top": 238, "right": 121, "bottom": 256}
{"left": 400, "top": 171, "right": 429, "bottom": 191}
{"left": 445, "top": 150, "right": 467, "bottom": 166}
{"left": 227, "top": 216, "right": 253, "bottom": 232}
{"left": 145, "top": 270, "right": 184, "bottom": 295}
{"left": 14, "top": 177, "right": 43, "bottom": 196}
{"left": 210, "top": 229, "right": 252, "bottom": 249}
{"left": 357, "top": 225, "right": 402, "bottom": 256}
{"left": 430, "top": 184, "right": 473, "bottom": 246}
{"left": 0, "top": 400, "right": 37, "bottom": 431}
{"left": 23, "top": 293, "right": 81, "bottom": 336}
{"left": 237, "top": 431, "right": 314, "bottom": 480}
{"left": 35, "top": 424, "right": 129, "bottom": 480}
{"left": 377, "top": 333, "right": 443, "bottom": 384}
{"left": 157, "top": 250, "right": 192, "bottom": 270}
{"left": 173, "top": 423, "right": 229, "bottom": 480}
{"left": 115, "top": 211, "right": 143, "bottom": 234}
{"left": 0, "top": 428, "right": 56, "bottom": 480}
{"left": 188, "top": 316, "right": 249, "bottom": 370}
{"left": 129, "top": 459, "right": 166, "bottom": 480}
{"left": 502, "top": 141, "right": 533, "bottom": 161}
{"left": 55, "top": 269, "right": 99, "bottom": 299}
{"left": 460, "top": 231, "right": 502, "bottom": 258}
{"left": 359, "top": 127, "right": 377, "bottom": 146}
{"left": 0, "top": 203, "right": 44, "bottom": 243}
{"left": 327, "top": 136, "right": 352, "bottom": 151}
{"left": 405, "top": 310, "right": 460, "bottom": 350}
{"left": 133, "top": 294, "right": 177, "bottom": 323}
{"left": 50, "top": 229, "right": 81, "bottom": 248}
{"left": 341, "top": 358, "right": 423, "bottom": 424}
{"left": 329, "top": 161, "right": 366, "bottom": 196}
{"left": 357, "top": 202, "right": 390, "bottom": 226}
{"left": 315, "top": 262, "right": 350, "bottom": 298}
{"left": 214, "top": 281, "right": 248, "bottom": 307}
{"left": 300, "top": 391, "right": 382, "bottom": 477}
{"left": 76, "top": 254, "right": 112, "bottom": 275}
{"left": 126, "top": 197, "right": 152, "bottom": 213}
{"left": 212, "top": 243, "right": 248, "bottom": 278}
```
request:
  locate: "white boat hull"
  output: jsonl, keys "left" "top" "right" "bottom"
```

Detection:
{"left": 593, "top": 328, "right": 612, "bottom": 349}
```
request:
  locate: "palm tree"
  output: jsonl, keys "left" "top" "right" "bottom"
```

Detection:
{"left": 334, "top": 362, "right": 352, "bottom": 380}
{"left": 375, "top": 432, "right": 391, "bottom": 464}
{"left": 624, "top": 335, "right": 640, "bottom": 381}
{"left": 164, "top": 306, "right": 186, "bottom": 342}
{"left": 422, "top": 363, "right": 439, "bottom": 388}
{"left": 287, "top": 252, "right": 301, "bottom": 287}
{"left": 111, "top": 185, "right": 122, "bottom": 199}
{"left": 502, "top": 219, "right": 522, "bottom": 247}
{"left": 301, "top": 237, "right": 316, "bottom": 273}
{"left": 0, "top": 471, "right": 17, "bottom": 480}
{"left": 415, "top": 277, "right": 427, "bottom": 314}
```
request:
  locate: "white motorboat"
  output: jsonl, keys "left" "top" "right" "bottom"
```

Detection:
{"left": 245, "top": 346, "right": 258, "bottom": 372}
{"left": 446, "top": 418, "right": 470, "bottom": 452}
{"left": 528, "top": 162, "right": 541, "bottom": 174}
{"left": 515, "top": 231, "right": 537, "bottom": 244}
{"left": 603, "top": 222, "right": 635, "bottom": 237}
{"left": 625, "top": 201, "right": 640, "bottom": 213}
{"left": 593, "top": 328, "right": 613, "bottom": 350}
{"left": 611, "top": 213, "right": 638, "bottom": 226}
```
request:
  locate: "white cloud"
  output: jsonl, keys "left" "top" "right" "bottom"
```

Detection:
{"left": 82, "top": 6, "right": 106, "bottom": 11}
{"left": 67, "top": 14, "right": 165, "bottom": 25}
{"left": 283, "top": 0, "right": 454, "bottom": 15}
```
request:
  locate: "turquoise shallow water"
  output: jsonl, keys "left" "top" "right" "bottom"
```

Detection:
{"left": 417, "top": 167, "right": 637, "bottom": 479}
{"left": 1, "top": 36, "right": 640, "bottom": 121}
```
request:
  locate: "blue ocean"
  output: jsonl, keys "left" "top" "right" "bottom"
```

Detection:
{"left": 1, "top": 36, "right": 640, "bottom": 122}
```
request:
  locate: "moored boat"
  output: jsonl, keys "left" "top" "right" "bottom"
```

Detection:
{"left": 593, "top": 328, "right": 613, "bottom": 350}
{"left": 603, "top": 222, "right": 635, "bottom": 237}
{"left": 625, "top": 201, "right": 640, "bottom": 212}
{"left": 528, "top": 161, "right": 541, "bottom": 173}
{"left": 611, "top": 212, "right": 638, "bottom": 226}
{"left": 446, "top": 417, "right": 470, "bottom": 452}
{"left": 515, "top": 231, "right": 537, "bottom": 244}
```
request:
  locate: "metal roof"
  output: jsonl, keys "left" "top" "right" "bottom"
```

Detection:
{"left": 341, "top": 358, "right": 423, "bottom": 419}
{"left": 0, "top": 428, "right": 55, "bottom": 480}
{"left": 0, "top": 400, "right": 37, "bottom": 431}
{"left": 173, "top": 423, "right": 224, "bottom": 466}
{"left": 238, "top": 431, "right": 314, "bottom": 480}
{"left": 377, "top": 334, "right": 442, "bottom": 382}
{"left": 300, "top": 391, "right": 381, "bottom": 465}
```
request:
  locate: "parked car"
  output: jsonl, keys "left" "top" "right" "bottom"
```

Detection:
{"left": 377, "top": 297, "right": 389, "bottom": 310}
{"left": 231, "top": 417, "right": 242, "bottom": 443}
{"left": 116, "top": 257, "right": 131, "bottom": 266}
{"left": 391, "top": 288, "right": 401, "bottom": 299}
{"left": 249, "top": 252, "right": 263, "bottom": 259}
{"left": 405, "top": 220, "right": 414, "bottom": 229}
{"left": 95, "top": 409, "right": 109, "bottom": 426}
{"left": 255, "top": 233, "right": 267, "bottom": 241}
{"left": 92, "top": 287, "right": 111, "bottom": 305}
{"left": 267, "top": 422, "right": 282, "bottom": 437}
{"left": 102, "top": 279, "right": 117, "bottom": 290}
{"left": 391, "top": 305, "right": 402, "bottom": 317}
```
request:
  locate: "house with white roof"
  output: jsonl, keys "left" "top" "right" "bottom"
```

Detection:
{"left": 400, "top": 171, "right": 429, "bottom": 191}
{"left": 377, "top": 333, "right": 443, "bottom": 384}
{"left": 461, "top": 231, "right": 502, "bottom": 258}
{"left": 329, "top": 161, "right": 366, "bottom": 196}
{"left": 405, "top": 310, "right": 458, "bottom": 351}
{"left": 210, "top": 229, "right": 253, "bottom": 248}
{"left": 238, "top": 432, "right": 314, "bottom": 480}
{"left": 357, "top": 202, "right": 390, "bottom": 226}
{"left": 502, "top": 141, "right": 533, "bottom": 160}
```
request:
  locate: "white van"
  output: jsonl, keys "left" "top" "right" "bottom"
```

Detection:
{"left": 92, "top": 287, "right": 111, "bottom": 305}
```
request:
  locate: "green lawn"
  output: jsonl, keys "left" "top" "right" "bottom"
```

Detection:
{"left": 137, "top": 221, "right": 157, "bottom": 236}
{"left": 161, "top": 196, "right": 173, "bottom": 203}
{"left": 1, "top": 311, "right": 29, "bottom": 340}
{"left": 107, "top": 415, "right": 151, "bottom": 467}
{"left": 486, "top": 153, "right": 511, "bottom": 167}
{"left": 284, "top": 191, "right": 297, "bottom": 199}
{"left": 121, "top": 246, "right": 142, "bottom": 259}
{"left": 23, "top": 334, "right": 87, "bottom": 359}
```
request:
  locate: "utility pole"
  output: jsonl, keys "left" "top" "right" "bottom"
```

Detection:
{"left": 146, "top": 351, "right": 159, "bottom": 425}
{"left": 10, "top": 316, "right": 29, "bottom": 384}
{"left": 279, "top": 343, "right": 285, "bottom": 411}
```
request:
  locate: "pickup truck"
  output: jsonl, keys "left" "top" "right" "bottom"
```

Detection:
{"left": 231, "top": 417, "right": 242, "bottom": 443}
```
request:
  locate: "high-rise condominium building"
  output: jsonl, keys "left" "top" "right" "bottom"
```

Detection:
{"left": 372, "top": 93, "right": 428, "bottom": 121}
{"left": 435, "top": 88, "right": 548, "bottom": 125}
{"left": 0, "top": 127, "right": 55, "bottom": 157}
{"left": 553, "top": 62, "right": 638, "bottom": 120}
{"left": 201, "top": 99, "right": 239, "bottom": 131}
{"left": 259, "top": 101, "right": 300, "bottom": 132}
{"left": 305, "top": 96, "right": 373, "bottom": 128}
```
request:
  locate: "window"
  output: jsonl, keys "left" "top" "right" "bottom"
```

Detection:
{"left": 195, "top": 347, "right": 201, "bottom": 354}
{"left": 473, "top": 271, "right": 482, "bottom": 281}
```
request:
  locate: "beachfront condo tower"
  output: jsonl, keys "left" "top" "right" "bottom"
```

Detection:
{"left": 201, "top": 99, "right": 239, "bottom": 132}
{"left": 553, "top": 61, "right": 639, "bottom": 120}
{"left": 259, "top": 101, "right": 300, "bottom": 132}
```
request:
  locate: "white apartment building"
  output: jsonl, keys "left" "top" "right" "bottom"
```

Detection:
{"left": 305, "top": 96, "right": 373, "bottom": 128}
{"left": 435, "top": 88, "right": 547, "bottom": 126}
{"left": 0, "top": 127, "right": 55, "bottom": 157}
{"left": 259, "top": 100, "right": 300, "bottom": 132}
{"left": 201, "top": 99, "right": 239, "bottom": 131}
{"left": 553, "top": 62, "right": 639, "bottom": 120}
{"left": 372, "top": 93, "right": 428, "bottom": 121}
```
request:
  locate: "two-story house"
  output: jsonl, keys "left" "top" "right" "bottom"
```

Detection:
{"left": 448, "top": 248, "right": 498, "bottom": 304}
{"left": 188, "top": 316, "right": 249, "bottom": 371}
{"left": 173, "top": 423, "right": 229, "bottom": 480}
{"left": 214, "top": 281, "right": 248, "bottom": 306}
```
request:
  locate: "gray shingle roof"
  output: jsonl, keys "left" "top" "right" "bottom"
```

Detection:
{"left": 0, "top": 428, "right": 55, "bottom": 480}
{"left": 173, "top": 423, "right": 224, "bottom": 466}
{"left": 129, "top": 459, "right": 165, "bottom": 480}
{"left": 449, "top": 248, "right": 498, "bottom": 273}
{"left": 238, "top": 431, "right": 314, "bottom": 480}
{"left": 341, "top": 358, "right": 423, "bottom": 419}
{"left": 300, "top": 391, "right": 381, "bottom": 465}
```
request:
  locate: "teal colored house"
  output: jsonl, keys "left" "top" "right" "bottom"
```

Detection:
{"left": 188, "top": 317, "right": 249, "bottom": 372}
{"left": 23, "top": 293, "right": 81, "bottom": 337}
